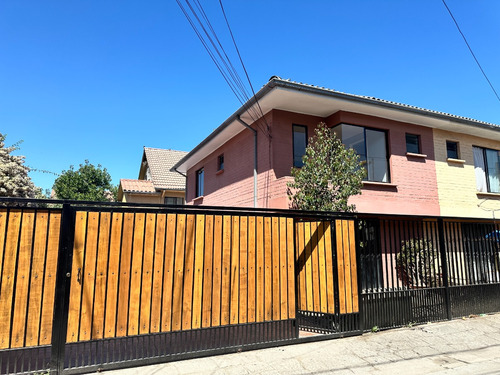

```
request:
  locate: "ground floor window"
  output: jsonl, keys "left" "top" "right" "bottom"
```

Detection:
{"left": 164, "top": 197, "right": 184, "bottom": 205}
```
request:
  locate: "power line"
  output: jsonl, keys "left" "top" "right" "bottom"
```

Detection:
{"left": 442, "top": 0, "right": 500, "bottom": 104}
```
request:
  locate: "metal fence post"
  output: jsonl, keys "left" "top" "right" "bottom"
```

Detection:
{"left": 437, "top": 218, "right": 452, "bottom": 320}
{"left": 50, "top": 203, "right": 76, "bottom": 374}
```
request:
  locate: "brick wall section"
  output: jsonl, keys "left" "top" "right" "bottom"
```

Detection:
{"left": 433, "top": 129, "right": 500, "bottom": 218}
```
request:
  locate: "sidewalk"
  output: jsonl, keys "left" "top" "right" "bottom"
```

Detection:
{"left": 103, "top": 313, "right": 500, "bottom": 375}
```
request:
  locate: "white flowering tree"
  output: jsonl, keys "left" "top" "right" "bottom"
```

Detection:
{"left": 0, "top": 133, "right": 42, "bottom": 198}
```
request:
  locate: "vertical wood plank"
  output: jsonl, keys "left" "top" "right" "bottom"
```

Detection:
{"left": 78, "top": 211, "right": 99, "bottom": 342}
{"left": 336, "top": 220, "right": 346, "bottom": 314}
{"left": 171, "top": 214, "right": 186, "bottom": 332}
{"left": 161, "top": 213, "right": 177, "bottom": 332}
{"left": 264, "top": 217, "right": 272, "bottom": 321}
{"left": 296, "top": 222, "right": 306, "bottom": 311}
{"left": 150, "top": 213, "right": 166, "bottom": 333}
{"left": 92, "top": 212, "right": 111, "bottom": 340}
{"left": 271, "top": 217, "right": 280, "bottom": 321}
{"left": 348, "top": 220, "right": 359, "bottom": 313}
{"left": 247, "top": 216, "right": 256, "bottom": 323}
{"left": 286, "top": 218, "right": 295, "bottom": 319}
{"left": 256, "top": 216, "right": 264, "bottom": 322}
{"left": 128, "top": 213, "right": 145, "bottom": 336}
{"left": 202, "top": 215, "right": 214, "bottom": 328}
{"left": 104, "top": 212, "right": 123, "bottom": 338}
{"left": 230, "top": 216, "right": 240, "bottom": 325}
{"left": 279, "top": 217, "right": 288, "bottom": 320}
{"left": 181, "top": 215, "right": 195, "bottom": 330}
{"left": 66, "top": 211, "right": 87, "bottom": 343}
{"left": 139, "top": 213, "right": 156, "bottom": 334}
{"left": 39, "top": 212, "right": 61, "bottom": 345}
{"left": 239, "top": 216, "right": 248, "bottom": 324}
{"left": 342, "top": 220, "right": 353, "bottom": 314}
{"left": 324, "top": 221, "right": 335, "bottom": 314}
{"left": 317, "top": 222, "right": 328, "bottom": 314}
{"left": 211, "top": 215, "right": 223, "bottom": 327}
{"left": 191, "top": 215, "right": 205, "bottom": 329}
{"left": 116, "top": 212, "right": 134, "bottom": 337}
{"left": 0, "top": 209, "right": 7, "bottom": 287}
{"left": 220, "top": 215, "right": 231, "bottom": 325}
{"left": 11, "top": 211, "right": 35, "bottom": 348}
{"left": 25, "top": 211, "right": 49, "bottom": 347}
{"left": 311, "top": 221, "right": 321, "bottom": 312}
{"left": 305, "top": 222, "right": 313, "bottom": 311}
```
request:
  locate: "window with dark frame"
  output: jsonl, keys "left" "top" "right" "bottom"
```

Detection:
{"left": 406, "top": 133, "right": 421, "bottom": 154}
{"left": 446, "top": 141, "right": 459, "bottom": 159}
{"left": 164, "top": 197, "right": 184, "bottom": 205}
{"left": 293, "top": 124, "right": 308, "bottom": 168}
{"left": 195, "top": 168, "right": 204, "bottom": 197}
{"left": 217, "top": 154, "right": 224, "bottom": 171}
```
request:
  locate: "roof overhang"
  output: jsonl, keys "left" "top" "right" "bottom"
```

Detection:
{"left": 173, "top": 77, "right": 500, "bottom": 174}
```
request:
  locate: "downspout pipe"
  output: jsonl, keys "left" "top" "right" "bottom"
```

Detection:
{"left": 236, "top": 115, "right": 258, "bottom": 208}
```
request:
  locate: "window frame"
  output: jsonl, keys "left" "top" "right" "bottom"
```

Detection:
{"left": 446, "top": 140, "right": 459, "bottom": 159}
{"left": 292, "top": 124, "right": 308, "bottom": 168}
{"left": 195, "top": 168, "right": 204, "bottom": 197}
{"left": 164, "top": 197, "right": 184, "bottom": 205}
{"left": 217, "top": 154, "right": 224, "bottom": 171}
{"left": 405, "top": 133, "right": 421, "bottom": 154}
{"left": 473, "top": 146, "right": 500, "bottom": 193}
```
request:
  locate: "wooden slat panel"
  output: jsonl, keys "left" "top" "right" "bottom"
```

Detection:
{"left": 279, "top": 217, "right": 288, "bottom": 320}
{"left": 317, "top": 222, "right": 328, "bottom": 314}
{"left": 150, "top": 213, "right": 166, "bottom": 333}
{"left": 336, "top": 220, "right": 346, "bottom": 314}
{"left": 0, "top": 210, "right": 22, "bottom": 349}
{"left": 311, "top": 221, "right": 321, "bottom": 312}
{"left": 92, "top": 212, "right": 111, "bottom": 340}
{"left": 230, "top": 216, "right": 240, "bottom": 325}
{"left": 0, "top": 210, "right": 7, "bottom": 286}
{"left": 39, "top": 212, "right": 61, "bottom": 345}
{"left": 191, "top": 215, "right": 205, "bottom": 329}
{"left": 182, "top": 215, "right": 195, "bottom": 330}
{"left": 271, "top": 217, "right": 280, "bottom": 320}
{"left": 220, "top": 215, "right": 231, "bottom": 325}
{"left": 342, "top": 220, "right": 353, "bottom": 314}
{"left": 286, "top": 218, "right": 295, "bottom": 319}
{"left": 211, "top": 215, "right": 223, "bottom": 327}
{"left": 247, "top": 216, "right": 256, "bottom": 323}
{"left": 296, "top": 222, "right": 306, "bottom": 311}
{"left": 171, "top": 214, "right": 186, "bottom": 332}
{"left": 128, "top": 213, "right": 145, "bottom": 335}
{"left": 25, "top": 211, "right": 49, "bottom": 347}
{"left": 161, "top": 213, "right": 177, "bottom": 332}
{"left": 202, "top": 215, "right": 214, "bottom": 328}
{"left": 140, "top": 213, "right": 156, "bottom": 334}
{"left": 264, "top": 217, "right": 272, "bottom": 321}
{"left": 348, "top": 220, "right": 359, "bottom": 313}
{"left": 239, "top": 216, "right": 248, "bottom": 324}
{"left": 116, "top": 212, "right": 134, "bottom": 337}
{"left": 79, "top": 212, "right": 99, "bottom": 342}
{"left": 256, "top": 216, "right": 264, "bottom": 322}
{"left": 305, "top": 222, "right": 313, "bottom": 311}
{"left": 66, "top": 211, "right": 87, "bottom": 343}
{"left": 324, "top": 221, "right": 335, "bottom": 314}
{"left": 104, "top": 212, "right": 123, "bottom": 338}
{"left": 11, "top": 211, "right": 35, "bottom": 348}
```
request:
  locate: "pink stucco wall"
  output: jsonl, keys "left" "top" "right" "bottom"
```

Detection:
{"left": 186, "top": 109, "right": 440, "bottom": 216}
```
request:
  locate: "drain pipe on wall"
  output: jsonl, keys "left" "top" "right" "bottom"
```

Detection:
{"left": 236, "top": 115, "right": 258, "bottom": 208}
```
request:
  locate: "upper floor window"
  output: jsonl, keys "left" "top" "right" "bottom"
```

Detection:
{"left": 196, "top": 168, "right": 204, "bottom": 197}
{"left": 446, "top": 141, "right": 459, "bottom": 159}
{"left": 293, "top": 124, "right": 308, "bottom": 168}
{"left": 334, "top": 124, "right": 389, "bottom": 183}
{"left": 406, "top": 133, "right": 421, "bottom": 154}
{"left": 473, "top": 146, "right": 500, "bottom": 193}
{"left": 217, "top": 154, "right": 224, "bottom": 171}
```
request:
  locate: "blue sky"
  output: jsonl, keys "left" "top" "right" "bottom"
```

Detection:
{"left": 1, "top": 1, "right": 499, "bottom": 192}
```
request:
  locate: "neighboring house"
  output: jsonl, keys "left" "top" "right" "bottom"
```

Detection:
{"left": 172, "top": 76, "right": 500, "bottom": 218}
{"left": 118, "top": 147, "right": 187, "bottom": 204}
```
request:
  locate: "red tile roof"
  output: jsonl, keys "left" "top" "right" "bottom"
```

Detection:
{"left": 120, "top": 179, "right": 157, "bottom": 194}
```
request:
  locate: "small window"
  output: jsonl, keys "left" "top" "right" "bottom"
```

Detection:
{"left": 446, "top": 141, "right": 459, "bottom": 159}
{"left": 165, "top": 197, "right": 184, "bottom": 205}
{"left": 406, "top": 133, "right": 421, "bottom": 154}
{"left": 196, "top": 168, "right": 204, "bottom": 197}
{"left": 217, "top": 154, "right": 224, "bottom": 171}
{"left": 293, "top": 124, "right": 307, "bottom": 168}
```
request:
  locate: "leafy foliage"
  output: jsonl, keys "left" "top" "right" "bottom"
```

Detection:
{"left": 287, "top": 122, "right": 365, "bottom": 212}
{"left": 0, "top": 133, "right": 43, "bottom": 198}
{"left": 53, "top": 160, "right": 116, "bottom": 201}
{"left": 396, "top": 239, "right": 441, "bottom": 288}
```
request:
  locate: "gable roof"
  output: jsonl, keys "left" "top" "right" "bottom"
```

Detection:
{"left": 120, "top": 179, "right": 157, "bottom": 194}
{"left": 173, "top": 76, "right": 500, "bottom": 174}
{"left": 143, "top": 147, "right": 187, "bottom": 191}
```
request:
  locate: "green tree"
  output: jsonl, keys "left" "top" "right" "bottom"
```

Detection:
{"left": 53, "top": 160, "right": 116, "bottom": 201}
{"left": 0, "top": 133, "right": 43, "bottom": 198}
{"left": 287, "top": 122, "right": 365, "bottom": 212}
